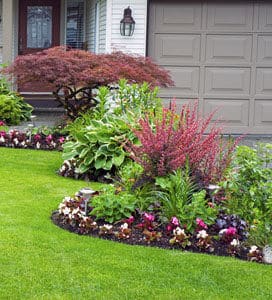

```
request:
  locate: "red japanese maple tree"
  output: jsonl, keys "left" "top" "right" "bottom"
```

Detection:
{"left": 4, "top": 46, "right": 173, "bottom": 119}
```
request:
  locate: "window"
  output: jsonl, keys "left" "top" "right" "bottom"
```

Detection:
{"left": 65, "top": 0, "right": 85, "bottom": 49}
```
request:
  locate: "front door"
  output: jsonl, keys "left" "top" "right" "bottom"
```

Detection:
{"left": 18, "top": 0, "right": 60, "bottom": 92}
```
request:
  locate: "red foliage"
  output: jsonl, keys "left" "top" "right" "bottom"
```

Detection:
{"left": 4, "top": 46, "right": 173, "bottom": 90}
{"left": 126, "top": 102, "right": 239, "bottom": 185}
{"left": 3, "top": 47, "right": 173, "bottom": 119}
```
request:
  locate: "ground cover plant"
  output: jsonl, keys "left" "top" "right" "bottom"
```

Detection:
{"left": 4, "top": 47, "right": 173, "bottom": 119}
{"left": 1, "top": 147, "right": 272, "bottom": 299}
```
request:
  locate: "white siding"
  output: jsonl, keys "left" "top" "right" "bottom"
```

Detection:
{"left": 86, "top": 0, "right": 96, "bottom": 52}
{"left": 98, "top": 0, "right": 107, "bottom": 52}
{"left": 0, "top": 0, "right": 2, "bottom": 63}
{"left": 109, "top": 0, "right": 147, "bottom": 55}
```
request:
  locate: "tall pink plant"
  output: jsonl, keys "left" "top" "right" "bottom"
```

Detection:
{"left": 126, "top": 102, "right": 239, "bottom": 184}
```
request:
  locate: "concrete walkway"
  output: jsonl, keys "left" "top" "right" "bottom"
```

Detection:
{"left": 8, "top": 111, "right": 65, "bottom": 131}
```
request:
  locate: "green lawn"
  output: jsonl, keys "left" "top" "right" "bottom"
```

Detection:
{"left": 1, "top": 147, "right": 272, "bottom": 300}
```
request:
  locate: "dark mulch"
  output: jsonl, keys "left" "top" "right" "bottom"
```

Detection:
{"left": 51, "top": 211, "right": 251, "bottom": 262}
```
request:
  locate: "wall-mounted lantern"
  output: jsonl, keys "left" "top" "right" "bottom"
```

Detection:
{"left": 120, "top": 6, "right": 135, "bottom": 36}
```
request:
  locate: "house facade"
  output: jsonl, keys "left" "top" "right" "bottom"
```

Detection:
{"left": 0, "top": 0, "right": 272, "bottom": 134}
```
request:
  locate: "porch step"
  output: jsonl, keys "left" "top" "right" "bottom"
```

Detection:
{"left": 21, "top": 93, "right": 63, "bottom": 110}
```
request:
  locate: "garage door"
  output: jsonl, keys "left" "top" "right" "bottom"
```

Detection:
{"left": 148, "top": 0, "right": 272, "bottom": 134}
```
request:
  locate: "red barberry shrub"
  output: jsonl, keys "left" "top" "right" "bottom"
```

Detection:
{"left": 3, "top": 47, "right": 173, "bottom": 119}
{"left": 125, "top": 102, "right": 239, "bottom": 185}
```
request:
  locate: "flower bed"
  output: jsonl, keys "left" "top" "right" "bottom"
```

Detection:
{"left": 51, "top": 191, "right": 268, "bottom": 264}
{"left": 0, "top": 124, "right": 66, "bottom": 151}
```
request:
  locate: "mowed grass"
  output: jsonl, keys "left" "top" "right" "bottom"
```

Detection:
{"left": 0, "top": 147, "right": 272, "bottom": 300}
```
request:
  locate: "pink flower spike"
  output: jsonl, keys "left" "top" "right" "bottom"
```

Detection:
{"left": 196, "top": 218, "right": 208, "bottom": 229}
{"left": 226, "top": 227, "right": 237, "bottom": 236}
{"left": 171, "top": 216, "right": 180, "bottom": 226}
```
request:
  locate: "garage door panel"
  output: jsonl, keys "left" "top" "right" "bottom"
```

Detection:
{"left": 155, "top": 3, "right": 201, "bottom": 32}
{"left": 204, "top": 99, "right": 249, "bottom": 126}
{"left": 160, "top": 67, "right": 199, "bottom": 97}
{"left": 149, "top": 1, "right": 272, "bottom": 133}
{"left": 258, "top": 4, "right": 272, "bottom": 31}
{"left": 205, "top": 68, "right": 251, "bottom": 95}
{"left": 206, "top": 35, "right": 252, "bottom": 64}
{"left": 257, "top": 36, "right": 272, "bottom": 63}
{"left": 256, "top": 69, "right": 272, "bottom": 95}
{"left": 254, "top": 100, "right": 272, "bottom": 126}
{"left": 154, "top": 34, "right": 201, "bottom": 64}
{"left": 207, "top": 3, "right": 253, "bottom": 31}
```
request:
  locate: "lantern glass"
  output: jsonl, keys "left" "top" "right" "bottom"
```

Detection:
{"left": 120, "top": 6, "right": 135, "bottom": 36}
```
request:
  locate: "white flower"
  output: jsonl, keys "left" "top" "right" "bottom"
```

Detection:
{"left": 63, "top": 207, "right": 70, "bottom": 216}
{"left": 0, "top": 136, "right": 5, "bottom": 143}
{"left": 101, "top": 224, "right": 113, "bottom": 231}
{"left": 36, "top": 142, "right": 41, "bottom": 149}
{"left": 63, "top": 196, "right": 72, "bottom": 202}
{"left": 71, "top": 208, "right": 80, "bottom": 215}
{"left": 249, "top": 245, "right": 258, "bottom": 254}
{"left": 208, "top": 184, "right": 219, "bottom": 190}
{"left": 173, "top": 227, "right": 185, "bottom": 236}
{"left": 197, "top": 230, "right": 208, "bottom": 239}
{"left": 13, "top": 138, "right": 19, "bottom": 145}
{"left": 219, "top": 229, "right": 227, "bottom": 236}
{"left": 230, "top": 239, "right": 240, "bottom": 247}
{"left": 121, "top": 223, "right": 128, "bottom": 230}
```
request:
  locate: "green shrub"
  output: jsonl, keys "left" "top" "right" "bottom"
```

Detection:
{"left": 221, "top": 144, "right": 272, "bottom": 244}
{"left": 0, "top": 76, "right": 33, "bottom": 124}
{"left": 62, "top": 81, "right": 162, "bottom": 177}
{"left": 0, "top": 95, "right": 21, "bottom": 125}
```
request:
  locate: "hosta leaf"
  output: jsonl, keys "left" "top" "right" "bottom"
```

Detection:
{"left": 112, "top": 153, "right": 125, "bottom": 166}
{"left": 77, "top": 163, "right": 90, "bottom": 174}
{"left": 104, "top": 160, "right": 113, "bottom": 170}
{"left": 62, "top": 149, "right": 78, "bottom": 160}
{"left": 94, "top": 157, "right": 106, "bottom": 169}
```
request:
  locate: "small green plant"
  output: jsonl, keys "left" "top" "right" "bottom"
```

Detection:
{"left": 153, "top": 168, "right": 218, "bottom": 232}
{"left": 0, "top": 95, "right": 21, "bottom": 125}
{"left": 90, "top": 186, "right": 136, "bottom": 223}
{"left": 222, "top": 144, "right": 272, "bottom": 224}
{"left": 0, "top": 75, "right": 33, "bottom": 124}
